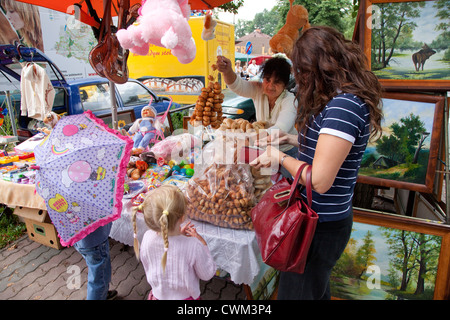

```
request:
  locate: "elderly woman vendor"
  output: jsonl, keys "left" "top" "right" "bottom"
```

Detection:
{"left": 216, "top": 55, "right": 298, "bottom": 174}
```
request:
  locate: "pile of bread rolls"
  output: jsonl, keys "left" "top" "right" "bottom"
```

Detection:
{"left": 185, "top": 163, "right": 254, "bottom": 230}
{"left": 250, "top": 167, "right": 273, "bottom": 201}
{"left": 218, "top": 118, "right": 268, "bottom": 133}
{"left": 189, "top": 66, "right": 224, "bottom": 128}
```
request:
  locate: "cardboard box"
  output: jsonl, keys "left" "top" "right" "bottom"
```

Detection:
{"left": 14, "top": 206, "right": 63, "bottom": 250}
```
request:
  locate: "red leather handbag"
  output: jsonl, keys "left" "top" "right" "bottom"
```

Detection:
{"left": 251, "top": 163, "right": 318, "bottom": 274}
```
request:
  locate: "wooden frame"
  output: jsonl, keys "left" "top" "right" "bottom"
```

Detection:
{"left": 363, "top": 0, "right": 450, "bottom": 90}
{"left": 357, "top": 92, "right": 445, "bottom": 193}
{"left": 331, "top": 209, "right": 450, "bottom": 300}
{"left": 97, "top": 110, "right": 136, "bottom": 130}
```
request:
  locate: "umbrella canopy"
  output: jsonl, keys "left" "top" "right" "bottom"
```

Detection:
{"left": 34, "top": 111, "right": 133, "bottom": 246}
{"left": 16, "top": 0, "right": 233, "bottom": 17}
{"left": 250, "top": 55, "right": 272, "bottom": 65}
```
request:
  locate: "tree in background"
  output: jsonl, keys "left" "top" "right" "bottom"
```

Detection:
{"left": 275, "top": 0, "right": 355, "bottom": 35}
{"left": 233, "top": 0, "right": 358, "bottom": 41}
{"left": 235, "top": 7, "right": 279, "bottom": 38}
{"left": 218, "top": 0, "right": 245, "bottom": 14}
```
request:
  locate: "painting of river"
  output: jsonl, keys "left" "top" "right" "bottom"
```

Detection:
{"left": 330, "top": 221, "right": 442, "bottom": 300}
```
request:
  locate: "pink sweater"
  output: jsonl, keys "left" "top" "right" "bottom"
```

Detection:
{"left": 140, "top": 230, "right": 216, "bottom": 300}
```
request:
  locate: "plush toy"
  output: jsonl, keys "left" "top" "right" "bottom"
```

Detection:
{"left": 116, "top": 0, "right": 196, "bottom": 64}
{"left": 123, "top": 105, "right": 161, "bottom": 155}
{"left": 201, "top": 13, "right": 217, "bottom": 41}
{"left": 269, "top": 0, "right": 310, "bottom": 58}
{"left": 37, "top": 111, "right": 61, "bottom": 135}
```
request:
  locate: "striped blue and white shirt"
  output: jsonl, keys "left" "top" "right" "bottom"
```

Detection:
{"left": 298, "top": 93, "right": 370, "bottom": 222}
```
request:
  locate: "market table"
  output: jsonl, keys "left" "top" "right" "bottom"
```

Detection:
{"left": 0, "top": 179, "right": 46, "bottom": 210}
{"left": 110, "top": 198, "right": 263, "bottom": 286}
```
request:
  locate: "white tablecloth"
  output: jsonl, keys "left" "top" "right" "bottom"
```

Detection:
{"left": 110, "top": 199, "right": 262, "bottom": 285}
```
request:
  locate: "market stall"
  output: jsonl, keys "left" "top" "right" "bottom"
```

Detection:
{"left": 110, "top": 117, "right": 279, "bottom": 298}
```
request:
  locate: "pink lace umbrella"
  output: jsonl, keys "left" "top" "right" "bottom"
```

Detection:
{"left": 33, "top": 111, "right": 132, "bottom": 246}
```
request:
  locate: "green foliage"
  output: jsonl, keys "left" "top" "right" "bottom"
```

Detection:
{"left": 218, "top": 0, "right": 245, "bottom": 14}
{"left": 170, "top": 109, "right": 189, "bottom": 131}
{"left": 234, "top": 0, "right": 358, "bottom": 40}
{"left": 0, "top": 207, "right": 26, "bottom": 249}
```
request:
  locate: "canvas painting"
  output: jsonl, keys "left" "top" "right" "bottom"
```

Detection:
{"left": 357, "top": 92, "right": 444, "bottom": 192}
{"left": 370, "top": 0, "right": 449, "bottom": 80}
{"left": 331, "top": 221, "right": 441, "bottom": 300}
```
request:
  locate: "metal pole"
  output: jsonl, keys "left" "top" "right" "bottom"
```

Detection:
{"left": 5, "top": 91, "right": 17, "bottom": 136}
{"left": 109, "top": 81, "right": 118, "bottom": 130}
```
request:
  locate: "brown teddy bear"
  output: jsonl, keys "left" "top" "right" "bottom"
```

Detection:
{"left": 269, "top": 0, "right": 310, "bottom": 59}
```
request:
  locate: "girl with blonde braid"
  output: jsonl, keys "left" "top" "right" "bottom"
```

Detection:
{"left": 131, "top": 185, "right": 216, "bottom": 300}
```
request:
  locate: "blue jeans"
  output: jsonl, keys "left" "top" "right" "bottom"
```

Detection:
{"left": 74, "top": 238, "right": 111, "bottom": 300}
{"left": 277, "top": 213, "right": 353, "bottom": 300}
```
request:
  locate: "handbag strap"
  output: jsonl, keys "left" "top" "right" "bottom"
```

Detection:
{"left": 304, "top": 165, "right": 313, "bottom": 207}
{"left": 286, "top": 162, "right": 309, "bottom": 207}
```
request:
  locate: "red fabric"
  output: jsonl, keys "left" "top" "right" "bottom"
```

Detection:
{"left": 17, "top": 0, "right": 232, "bottom": 17}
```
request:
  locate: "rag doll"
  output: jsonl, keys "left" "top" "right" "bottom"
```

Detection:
{"left": 123, "top": 105, "right": 159, "bottom": 155}
{"left": 269, "top": 0, "right": 310, "bottom": 58}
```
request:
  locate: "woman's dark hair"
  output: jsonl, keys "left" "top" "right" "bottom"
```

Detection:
{"left": 291, "top": 26, "right": 383, "bottom": 141}
{"left": 260, "top": 57, "right": 291, "bottom": 86}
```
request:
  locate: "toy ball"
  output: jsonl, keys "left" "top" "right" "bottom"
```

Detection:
{"left": 172, "top": 165, "right": 180, "bottom": 172}
{"left": 180, "top": 168, "right": 186, "bottom": 174}
{"left": 185, "top": 168, "right": 194, "bottom": 176}
{"left": 179, "top": 160, "right": 186, "bottom": 167}
{"left": 168, "top": 160, "right": 177, "bottom": 168}
{"left": 189, "top": 163, "right": 194, "bottom": 169}
{"left": 183, "top": 165, "right": 191, "bottom": 169}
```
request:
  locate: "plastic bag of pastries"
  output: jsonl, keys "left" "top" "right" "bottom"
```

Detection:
{"left": 184, "top": 163, "right": 255, "bottom": 230}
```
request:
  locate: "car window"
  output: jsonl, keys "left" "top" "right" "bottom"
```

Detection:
{"left": 79, "top": 83, "right": 112, "bottom": 112}
{"left": 116, "top": 82, "right": 154, "bottom": 107}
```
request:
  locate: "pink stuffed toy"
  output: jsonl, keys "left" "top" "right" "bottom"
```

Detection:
{"left": 117, "top": 0, "right": 196, "bottom": 64}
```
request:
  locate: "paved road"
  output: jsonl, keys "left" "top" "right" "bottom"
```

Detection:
{"left": 0, "top": 235, "right": 247, "bottom": 300}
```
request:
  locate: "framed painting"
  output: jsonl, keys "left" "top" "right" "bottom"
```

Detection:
{"left": 357, "top": 92, "right": 445, "bottom": 193}
{"left": 97, "top": 110, "right": 136, "bottom": 130}
{"left": 331, "top": 209, "right": 450, "bottom": 300}
{"left": 363, "top": 0, "right": 450, "bottom": 90}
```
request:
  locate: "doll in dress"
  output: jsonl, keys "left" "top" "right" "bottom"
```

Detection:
{"left": 124, "top": 105, "right": 159, "bottom": 155}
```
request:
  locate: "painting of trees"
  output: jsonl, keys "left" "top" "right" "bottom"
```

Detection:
{"left": 331, "top": 222, "right": 441, "bottom": 300}
{"left": 369, "top": 0, "right": 450, "bottom": 79}
{"left": 357, "top": 93, "right": 445, "bottom": 193}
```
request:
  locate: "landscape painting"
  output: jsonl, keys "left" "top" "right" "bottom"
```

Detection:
{"left": 369, "top": 0, "right": 449, "bottom": 80}
{"left": 331, "top": 219, "right": 442, "bottom": 300}
{"left": 357, "top": 92, "right": 444, "bottom": 193}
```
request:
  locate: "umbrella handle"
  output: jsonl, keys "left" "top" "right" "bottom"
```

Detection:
{"left": 30, "top": 165, "right": 40, "bottom": 170}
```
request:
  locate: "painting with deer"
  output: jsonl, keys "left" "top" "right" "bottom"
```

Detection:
{"left": 366, "top": 0, "right": 449, "bottom": 88}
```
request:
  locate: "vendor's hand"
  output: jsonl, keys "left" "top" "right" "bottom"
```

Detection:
{"left": 216, "top": 56, "right": 232, "bottom": 73}
{"left": 255, "top": 130, "right": 289, "bottom": 148}
{"left": 250, "top": 145, "right": 281, "bottom": 169}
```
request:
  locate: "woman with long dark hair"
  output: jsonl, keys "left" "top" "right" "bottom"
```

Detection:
{"left": 252, "top": 26, "right": 383, "bottom": 300}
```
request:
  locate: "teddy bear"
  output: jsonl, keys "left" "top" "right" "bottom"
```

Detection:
{"left": 116, "top": 0, "right": 196, "bottom": 64}
{"left": 269, "top": 0, "right": 310, "bottom": 59}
